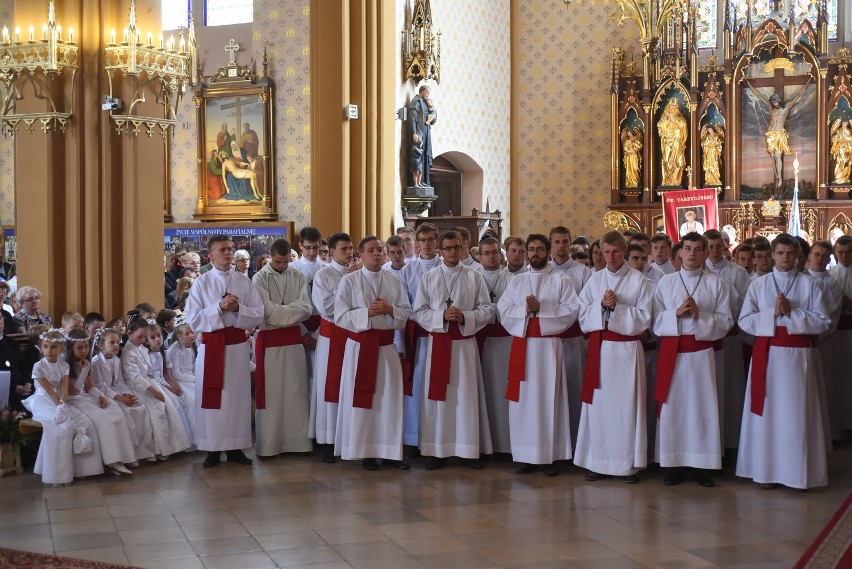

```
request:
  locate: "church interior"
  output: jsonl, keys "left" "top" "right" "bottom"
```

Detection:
{"left": 0, "top": 0, "right": 852, "bottom": 567}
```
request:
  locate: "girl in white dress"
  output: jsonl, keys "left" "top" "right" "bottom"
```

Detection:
{"left": 166, "top": 323, "right": 197, "bottom": 432}
{"left": 121, "top": 318, "right": 191, "bottom": 459}
{"left": 64, "top": 329, "right": 136, "bottom": 475}
{"left": 22, "top": 329, "right": 103, "bottom": 485}
{"left": 146, "top": 323, "right": 193, "bottom": 444}
{"left": 90, "top": 327, "right": 156, "bottom": 462}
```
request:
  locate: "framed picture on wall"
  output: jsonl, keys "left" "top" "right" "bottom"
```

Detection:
{"left": 193, "top": 60, "right": 277, "bottom": 222}
{"left": 1, "top": 226, "right": 15, "bottom": 262}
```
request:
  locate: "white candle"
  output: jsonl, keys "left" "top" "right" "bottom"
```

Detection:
{"left": 68, "top": 27, "right": 72, "bottom": 43}
{"left": 110, "top": 28, "right": 116, "bottom": 44}
{"left": 14, "top": 27, "right": 20, "bottom": 43}
{"left": 159, "top": 33, "right": 163, "bottom": 48}
{"left": 28, "top": 25, "right": 34, "bottom": 41}
{"left": 2, "top": 27, "right": 8, "bottom": 44}
{"left": 42, "top": 24, "right": 47, "bottom": 40}
{"left": 147, "top": 31, "right": 152, "bottom": 46}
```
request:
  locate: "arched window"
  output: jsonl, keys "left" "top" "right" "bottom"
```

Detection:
{"left": 205, "top": 0, "right": 253, "bottom": 27}
{"left": 696, "top": 0, "right": 719, "bottom": 50}
{"left": 162, "top": 0, "right": 190, "bottom": 31}
{"left": 732, "top": 0, "right": 837, "bottom": 41}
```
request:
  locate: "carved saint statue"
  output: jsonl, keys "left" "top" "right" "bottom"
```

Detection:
{"left": 657, "top": 98, "right": 688, "bottom": 186}
{"left": 620, "top": 127, "right": 643, "bottom": 188}
{"left": 744, "top": 77, "right": 812, "bottom": 193}
{"left": 830, "top": 118, "right": 852, "bottom": 185}
{"left": 700, "top": 124, "right": 724, "bottom": 186}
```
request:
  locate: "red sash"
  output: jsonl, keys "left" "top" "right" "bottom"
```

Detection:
{"left": 750, "top": 326, "right": 813, "bottom": 416}
{"left": 303, "top": 315, "right": 321, "bottom": 333}
{"left": 320, "top": 318, "right": 349, "bottom": 403}
{"left": 654, "top": 335, "right": 715, "bottom": 417}
{"left": 254, "top": 326, "right": 303, "bottom": 409}
{"left": 200, "top": 326, "right": 248, "bottom": 409}
{"left": 562, "top": 321, "right": 584, "bottom": 339}
{"left": 839, "top": 314, "right": 852, "bottom": 330}
{"left": 581, "top": 327, "right": 640, "bottom": 404}
{"left": 476, "top": 323, "right": 510, "bottom": 355}
{"left": 428, "top": 322, "right": 473, "bottom": 401}
{"left": 505, "top": 317, "right": 565, "bottom": 402}
{"left": 348, "top": 329, "right": 395, "bottom": 409}
{"left": 402, "top": 320, "right": 428, "bottom": 396}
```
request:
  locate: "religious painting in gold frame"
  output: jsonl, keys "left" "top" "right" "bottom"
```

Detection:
{"left": 193, "top": 77, "right": 277, "bottom": 221}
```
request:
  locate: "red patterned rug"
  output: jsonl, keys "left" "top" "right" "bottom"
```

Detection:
{"left": 0, "top": 548, "right": 137, "bottom": 569}
{"left": 795, "top": 491, "right": 852, "bottom": 569}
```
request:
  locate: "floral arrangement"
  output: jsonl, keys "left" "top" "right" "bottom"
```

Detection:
{"left": 0, "top": 407, "right": 31, "bottom": 447}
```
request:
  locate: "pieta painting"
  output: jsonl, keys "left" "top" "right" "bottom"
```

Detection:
{"left": 193, "top": 52, "right": 277, "bottom": 221}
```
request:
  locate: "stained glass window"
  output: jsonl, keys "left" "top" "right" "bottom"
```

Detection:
{"left": 695, "top": 0, "right": 718, "bottom": 50}
{"left": 162, "top": 0, "right": 190, "bottom": 31}
{"left": 731, "top": 0, "right": 837, "bottom": 41}
{"left": 205, "top": 0, "right": 253, "bottom": 27}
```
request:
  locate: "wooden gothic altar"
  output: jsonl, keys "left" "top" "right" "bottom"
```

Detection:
{"left": 607, "top": 0, "right": 852, "bottom": 243}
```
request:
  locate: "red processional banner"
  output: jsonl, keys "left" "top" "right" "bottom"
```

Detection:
{"left": 661, "top": 188, "right": 719, "bottom": 243}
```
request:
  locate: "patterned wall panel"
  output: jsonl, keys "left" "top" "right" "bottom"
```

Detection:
{"left": 170, "top": 0, "right": 312, "bottom": 224}
{"left": 0, "top": 0, "right": 14, "bottom": 226}
{"left": 394, "top": 0, "right": 512, "bottom": 231}
{"left": 514, "top": 1, "right": 638, "bottom": 238}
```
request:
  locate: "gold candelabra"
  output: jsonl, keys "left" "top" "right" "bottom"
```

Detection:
{"left": 0, "top": 0, "right": 78, "bottom": 135}
{"left": 104, "top": 0, "right": 197, "bottom": 137}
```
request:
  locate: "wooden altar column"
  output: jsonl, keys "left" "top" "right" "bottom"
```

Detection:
{"left": 723, "top": 67, "right": 734, "bottom": 201}
{"left": 818, "top": 62, "right": 829, "bottom": 200}
{"left": 310, "top": 0, "right": 396, "bottom": 239}
{"left": 689, "top": 93, "right": 699, "bottom": 189}
{"left": 13, "top": 0, "right": 163, "bottom": 321}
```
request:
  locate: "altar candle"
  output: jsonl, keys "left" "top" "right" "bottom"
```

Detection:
{"left": 110, "top": 28, "right": 116, "bottom": 44}
{"left": 123, "top": 28, "right": 127, "bottom": 42}
{"left": 67, "top": 27, "right": 72, "bottom": 43}
{"left": 179, "top": 35, "right": 185, "bottom": 52}
{"left": 42, "top": 24, "right": 47, "bottom": 40}
{"left": 159, "top": 33, "right": 163, "bottom": 48}
{"left": 2, "top": 27, "right": 8, "bottom": 44}
{"left": 28, "top": 25, "right": 34, "bottom": 41}
{"left": 147, "top": 31, "right": 152, "bottom": 46}
{"left": 14, "top": 27, "right": 20, "bottom": 43}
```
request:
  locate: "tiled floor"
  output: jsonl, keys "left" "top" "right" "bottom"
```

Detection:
{"left": 0, "top": 444, "right": 850, "bottom": 569}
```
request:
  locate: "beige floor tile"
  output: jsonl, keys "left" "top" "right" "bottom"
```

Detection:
{"left": 242, "top": 517, "right": 311, "bottom": 536}
{"left": 546, "top": 538, "right": 622, "bottom": 560}
{"left": 190, "top": 535, "right": 263, "bottom": 556}
{"left": 255, "top": 528, "right": 326, "bottom": 551}
{"left": 0, "top": 508, "right": 49, "bottom": 528}
{"left": 348, "top": 556, "right": 427, "bottom": 569}
{"left": 416, "top": 549, "right": 498, "bottom": 569}
{"left": 305, "top": 513, "right": 375, "bottom": 530}
{"left": 48, "top": 506, "right": 110, "bottom": 523}
{"left": 316, "top": 525, "right": 389, "bottom": 545}
{"left": 267, "top": 545, "right": 346, "bottom": 567}
{"left": 113, "top": 514, "right": 179, "bottom": 531}
{"left": 0, "top": 522, "right": 51, "bottom": 541}
{"left": 55, "top": 546, "right": 129, "bottom": 565}
{"left": 181, "top": 521, "right": 249, "bottom": 541}
{"left": 415, "top": 505, "right": 487, "bottom": 523}
{"left": 480, "top": 544, "right": 562, "bottom": 566}
{"left": 627, "top": 547, "right": 720, "bottom": 569}
{"left": 119, "top": 527, "right": 188, "bottom": 546}
{"left": 124, "top": 540, "right": 198, "bottom": 563}
{"left": 393, "top": 534, "right": 471, "bottom": 556}
{"left": 199, "top": 550, "right": 278, "bottom": 569}
{"left": 104, "top": 492, "right": 164, "bottom": 506}
{"left": 379, "top": 521, "right": 449, "bottom": 541}
{"left": 333, "top": 540, "right": 410, "bottom": 562}
{"left": 51, "top": 517, "right": 116, "bottom": 536}
{"left": 0, "top": 536, "right": 54, "bottom": 554}
{"left": 109, "top": 502, "right": 173, "bottom": 517}
{"left": 686, "top": 544, "right": 783, "bottom": 566}
{"left": 53, "top": 531, "right": 123, "bottom": 553}
{"left": 135, "top": 558, "right": 206, "bottom": 569}
{"left": 173, "top": 509, "right": 241, "bottom": 527}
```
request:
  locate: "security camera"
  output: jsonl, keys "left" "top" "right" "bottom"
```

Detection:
{"left": 101, "top": 96, "right": 121, "bottom": 111}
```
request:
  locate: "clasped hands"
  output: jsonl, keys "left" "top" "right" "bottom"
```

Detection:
{"left": 368, "top": 298, "right": 393, "bottom": 317}
{"left": 443, "top": 306, "right": 465, "bottom": 323}
{"left": 676, "top": 296, "right": 700, "bottom": 320}
{"left": 601, "top": 289, "right": 617, "bottom": 311}
{"left": 775, "top": 293, "right": 792, "bottom": 318}
{"left": 220, "top": 293, "right": 239, "bottom": 312}
{"left": 526, "top": 295, "right": 540, "bottom": 314}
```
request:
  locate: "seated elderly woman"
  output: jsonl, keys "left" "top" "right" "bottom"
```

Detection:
{"left": 12, "top": 285, "right": 53, "bottom": 334}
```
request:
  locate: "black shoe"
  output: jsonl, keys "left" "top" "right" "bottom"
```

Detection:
{"left": 384, "top": 459, "right": 411, "bottom": 471}
{"left": 692, "top": 470, "right": 715, "bottom": 488}
{"left": 760, "top": 482, "right": 779, "bottom": 490}
{"left": 203, "top": 452, "right": 221, "bottom": 468}
{"left": 584, "top": 471, "right": 607, "bottom": 481}
{"left": 321, "top": 444, "right": 336, "bottom": 464}
{"left": 516, "top": 463, "right": 538, "bottom": 474}
{"left": 664, "top": 468, "right": 684, "bottom": 486}
{"left": 622, "top": 474, "right": 640, "bottom": 484}
{"left": 542, "top": 464, "right": 559, "bottom": 477}
{"left": 426, "top": 457, "right": 446, "bottom": 470}
{"left": 225, "top": 450, "right": 253, "bottom": 465}
{"left": 462, "top": 459, "right": 483, "bottom": 470}
{"left": 362, "top": 458, "right": 379, "bottom": 471}
{"left": 409, "top": 447, "right": 422, "bottom": 459}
